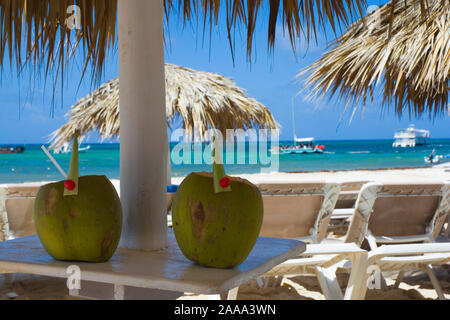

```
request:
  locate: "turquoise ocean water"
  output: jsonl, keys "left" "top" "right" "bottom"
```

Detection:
{"left": 1, "top": 139, "right": 449, "bottom": 184}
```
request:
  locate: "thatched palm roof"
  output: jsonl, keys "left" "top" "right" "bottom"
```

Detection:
{"left": 301, "top": 0, "right": 449, "bottom": 118}
{"left": 0, "top": 0, "right": 368, "bottom": 82}
{"left": 49, "top": 64, "right": 279, "bottom": 150}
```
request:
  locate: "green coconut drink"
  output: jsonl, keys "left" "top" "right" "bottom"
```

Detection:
{"left": 34, "top": 132, "right": 122, "bottom": 262}
{"left": 172, "top": 136, "right": 264, "bottom": 269}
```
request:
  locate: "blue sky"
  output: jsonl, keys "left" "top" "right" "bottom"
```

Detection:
{"left": 0, "top": 0, "right": 448, "bottom": 144}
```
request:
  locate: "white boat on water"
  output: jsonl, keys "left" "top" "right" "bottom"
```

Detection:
{"left": 54, "top": 142, "right": 91, "bottom": 154}
{"left": 393, "top": 125, "right": 430, "bottom": 148}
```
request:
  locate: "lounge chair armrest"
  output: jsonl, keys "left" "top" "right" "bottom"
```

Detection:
{"left": 331, "top": 208, "right": 354, "bottom": 219}
{"left": 302, "top": 244, "right": 368, "bottom": 269}
{"left": 368, "top": 243, "right": 450, "bottom": 263}
{"left": 302, "top": 243, "right": 365, "bottom": 256}
{"left": 338, "top": 191, "right": 360, "bottom": 199}
{"left": 266, "top": 243, "right": 367, "bottom": 276}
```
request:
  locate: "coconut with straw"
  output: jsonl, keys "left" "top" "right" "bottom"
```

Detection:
{"left": 35, "top": 132, "right": 123, "bottom": 263}
{"left": 172, "top": 133, "right": 263, "bottom": 269}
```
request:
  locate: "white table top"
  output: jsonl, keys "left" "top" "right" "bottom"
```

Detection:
{"left": 0, "top": 230, "right": 305, "bottom": 294}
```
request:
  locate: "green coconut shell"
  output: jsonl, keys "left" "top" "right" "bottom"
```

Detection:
{"left": 34, "top": 175, "right": 122, "bottom": 262}
{"left": 172, "top": 172, "right": 264, "bottom": 269}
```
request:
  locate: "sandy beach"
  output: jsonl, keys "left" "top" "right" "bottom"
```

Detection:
{"left": 1, "top": 265, "right": 449, "bottom": 300}
{"left": 0, "top": 165, "right": 449, "bottom": 300}
{"left": 173, "top": 163, "right": 450, "bottom": 185}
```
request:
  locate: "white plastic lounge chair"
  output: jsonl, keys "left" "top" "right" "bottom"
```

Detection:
{"left": 331, "top": 181, "right": 371, "bottom": 220}
{"left": 0, "top": 183, "right": 43, "bottom": 285}
{"left": 334, "top": 181, "right": 370, "bottom": 210}
{"left": 258, "top": 182, "right": 341, "bottom": 244}
{"left": 329, "top": 181, "right": 372, "bottom": 236}
{"left": 250, "top": 181, "right": 450, "bottom": 300}
{"left": 365, "top": 243, "right": 450, "bottom": 299}
{"left": 240, "top": 182, "right": 370, "bottom": 300}
{"left": 264, "top": 242, "right": 368, "bottom": 300}
{"left": 345, "top": 181, "right": 450, "bottom": 299}
{"left": 0, "top": 184, "right": 42, "bottom": 241}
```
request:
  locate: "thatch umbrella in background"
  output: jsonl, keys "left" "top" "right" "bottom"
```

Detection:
{"left": 301, "top": 0, "right": 450, "bottom": 118}
{"left": 0, "top": 1, "right": 370, "bottom": 251}
{"left": 49, "top": 64, "right": 279, "bottom": 150}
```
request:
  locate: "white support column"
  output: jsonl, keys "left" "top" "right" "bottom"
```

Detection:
{"left": 167, "top": 145, "right": 172, "bottom": 186}
{"left": 118, "top": 0, "right": 168, "bottom": 251}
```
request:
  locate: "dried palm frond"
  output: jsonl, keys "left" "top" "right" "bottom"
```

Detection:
{"left": 0, "top": 0, "right": 118, "bottom": 83}
{"left": 301, "top": 0, "right": 450, "bottom": 118}
{"left": 49, "top": 64, "right": 279, "bottom": 150}
{"left": 0, "top": 0, "right": 368, "bottom": 83}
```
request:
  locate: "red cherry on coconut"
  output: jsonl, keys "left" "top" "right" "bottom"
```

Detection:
{"left": 219, "top": 177, "right": 231, "bottom": 189}
{"left": 64, "top": 180, "right": 76, "bottom": 191}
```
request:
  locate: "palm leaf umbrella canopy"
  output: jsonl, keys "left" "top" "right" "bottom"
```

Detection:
{"left": 301, "top": 0, "right": 450, "bottom": 118}
{"left": 0, "top": 0, "right": 368, "bottom": 80}
{"left": 49, "top": 63, "right": 279, "bottom": 150}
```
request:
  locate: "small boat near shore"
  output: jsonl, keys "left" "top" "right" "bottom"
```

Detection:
{"left": 424, "top": 150, "right": 450, "bottom": 165}
{"left": 0, "top": 146, "right": 25, "bottom": 154}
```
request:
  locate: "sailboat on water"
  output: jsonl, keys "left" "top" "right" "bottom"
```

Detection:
{"left": 278, "top": 97, "right": 325, "bottom": 155}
